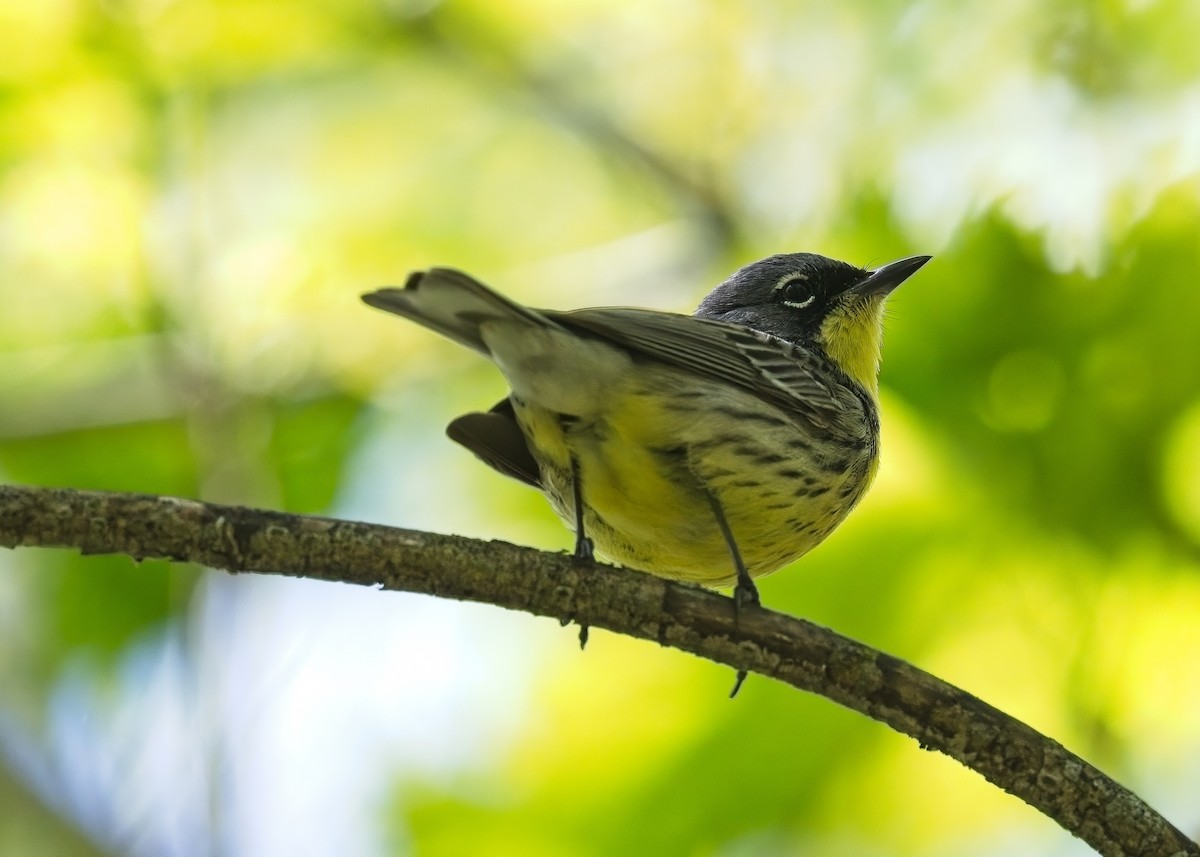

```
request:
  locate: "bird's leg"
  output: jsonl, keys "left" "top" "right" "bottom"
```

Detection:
{"left": 570, "top": 455, "right": 591, "bottom": 649}
{"left": 570, "top": 456, "right": 594, "bottom": 562}
{"left": 705, "top": 488, "right": 760, "bottom": 612}
{"left": 705, "top": 488, "right": 758, "bottom": 697}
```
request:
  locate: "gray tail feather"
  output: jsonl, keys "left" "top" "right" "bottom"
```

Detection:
{"left": 361, "top": 268, "right": 548, "bottom": 356}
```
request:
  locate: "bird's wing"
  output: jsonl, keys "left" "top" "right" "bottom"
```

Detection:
{"left": 547, "top": 307, "right": 868, "bottom": 436}
{"left": 446, "top": 397, "right": 542, "bottom": 488}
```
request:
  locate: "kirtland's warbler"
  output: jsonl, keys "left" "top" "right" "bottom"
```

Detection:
{"left": 362, "top": 252, "right": 929, "bottom": 609}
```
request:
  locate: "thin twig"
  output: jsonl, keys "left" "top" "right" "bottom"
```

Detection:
{"left": 0, "top": 484, "right": 1195, "bottom": 857}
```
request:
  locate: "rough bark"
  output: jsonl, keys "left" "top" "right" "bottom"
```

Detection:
{"left": 0, "top": 484, "right": 1194, "bottom": 857}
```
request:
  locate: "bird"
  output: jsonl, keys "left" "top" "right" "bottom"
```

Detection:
{"left": 362, "top": 252, "right": 929, "bottom": 615}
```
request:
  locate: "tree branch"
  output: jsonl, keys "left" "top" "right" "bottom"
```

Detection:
{"left": 0, "top": 484, "right": 1194, "bottom": 857}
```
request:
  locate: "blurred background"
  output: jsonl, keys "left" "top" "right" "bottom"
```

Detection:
{"left": 2, "top": 0, "right": 1199, "bottom": 855}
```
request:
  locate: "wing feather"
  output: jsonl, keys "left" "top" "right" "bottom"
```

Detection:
{"left": 544, "top": 307, "right": 866, "bottom": 437}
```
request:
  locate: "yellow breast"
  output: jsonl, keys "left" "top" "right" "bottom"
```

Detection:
{"left": 513, "top": 372, "right": 879, "bottom": 588}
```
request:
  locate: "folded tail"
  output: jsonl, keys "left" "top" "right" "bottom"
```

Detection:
{"left": 362, "top": 268, "right": 549, "bottom": 357}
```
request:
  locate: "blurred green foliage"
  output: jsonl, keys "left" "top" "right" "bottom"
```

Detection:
{"left": 2, "top": 0, "right": 1200, "bottom": 855}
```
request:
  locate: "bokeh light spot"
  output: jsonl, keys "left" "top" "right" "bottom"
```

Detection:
{"left": 982, "top": 349, "right": 1065, "bottom": 432}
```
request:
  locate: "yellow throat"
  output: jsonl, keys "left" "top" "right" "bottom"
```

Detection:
{"left": 818, "top": 295, "right": 887, "bottom": 396}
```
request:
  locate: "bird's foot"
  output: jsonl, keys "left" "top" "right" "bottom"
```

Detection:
{"left": 732, "top": 576, "right": 760, "bottom": 621}
{"left": 573, "top": 535, "right": 595, "bottom": 562}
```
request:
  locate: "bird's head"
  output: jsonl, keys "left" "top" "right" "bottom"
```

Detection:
{"left": 695, "top": 252, "right": 930, "bottom": 393}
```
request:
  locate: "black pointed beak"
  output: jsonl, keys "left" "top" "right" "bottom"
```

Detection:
{"left": 852, "top": 255, "right": 931, "bottom": 297}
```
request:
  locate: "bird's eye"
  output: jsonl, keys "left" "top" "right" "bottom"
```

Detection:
{"left": 774, "top": 272, "right": 815, "bottom": 310}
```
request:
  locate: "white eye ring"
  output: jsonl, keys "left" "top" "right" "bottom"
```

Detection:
{"left": 774, "top": 272, "right": 814, "bottom": 309}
